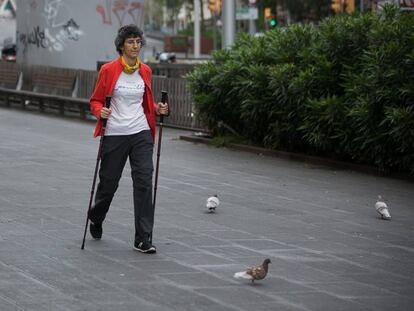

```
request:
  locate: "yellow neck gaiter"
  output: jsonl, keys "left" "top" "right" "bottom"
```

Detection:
{"left": 121, "top": 56, "right": 140, "bottom": 74}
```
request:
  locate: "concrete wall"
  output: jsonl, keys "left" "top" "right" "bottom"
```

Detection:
{"left": 16, "top": 0, "right": 145, "bottom": 70}
{"left": 0, "top": 17, "right": 15, "bottom": 49}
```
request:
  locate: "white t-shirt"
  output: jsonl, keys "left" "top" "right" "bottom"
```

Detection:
{"left": 105, "top": 70, "right": 150, "bottom": 136}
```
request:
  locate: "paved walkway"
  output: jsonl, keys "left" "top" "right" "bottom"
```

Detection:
{"left": 0, "top": 108, "right": 413, "bottom": 311}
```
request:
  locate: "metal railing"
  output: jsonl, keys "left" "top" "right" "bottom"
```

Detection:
{"left": 0, "top": 62, "right": 206, "bottom": 131}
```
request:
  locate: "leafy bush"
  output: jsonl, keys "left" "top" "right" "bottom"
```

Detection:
{"left": 186, "top": 5, "right": 414, "bottom": 174}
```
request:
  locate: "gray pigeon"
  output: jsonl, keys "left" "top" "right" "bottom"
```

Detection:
{"left": 206, "top": 194, "right": 219, "bottom": 213}
{"left": 375, "top": 195, "right": 391, "bottom": 220}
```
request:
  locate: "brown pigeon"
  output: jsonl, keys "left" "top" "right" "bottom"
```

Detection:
{"left": 233, "top": 258, "right": 271, "bottom": 283}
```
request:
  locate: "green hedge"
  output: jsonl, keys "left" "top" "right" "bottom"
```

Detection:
{"left": 186, "top": 5, "right": 414, "bottom": 174}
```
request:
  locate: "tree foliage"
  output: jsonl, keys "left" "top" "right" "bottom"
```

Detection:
{"left": 186, "top": 5, "right": 414, "bottom": 174}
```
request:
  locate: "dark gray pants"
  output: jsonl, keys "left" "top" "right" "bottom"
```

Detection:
{"left": 88, "top": 130, "right": 154, "bottom": 243}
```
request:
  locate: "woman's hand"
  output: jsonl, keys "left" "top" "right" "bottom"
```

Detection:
{"left": 157, "top": 102, "right": 169, "bottom": 115}
{"left": 100, "top": 107, "right": 112, "bottom": 119}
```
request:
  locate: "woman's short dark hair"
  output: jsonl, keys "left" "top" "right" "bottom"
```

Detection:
{"left": 114, "top": 24, "right": 145, "bottom": 55}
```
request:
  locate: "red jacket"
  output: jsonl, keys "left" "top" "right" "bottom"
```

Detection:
{"left": 90, "top": 57, "right": 157, "bottom": 140}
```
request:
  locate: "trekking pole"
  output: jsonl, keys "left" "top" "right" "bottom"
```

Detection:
{"left": 150, "top": 91, "right": 169, "bottom": 243}
{"left": 81, "top": 96, "right": 111, "bottom": 250}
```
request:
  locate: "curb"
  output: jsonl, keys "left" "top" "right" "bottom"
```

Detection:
{"left": 179, "top": 135, "right": 414, "bottom": 182}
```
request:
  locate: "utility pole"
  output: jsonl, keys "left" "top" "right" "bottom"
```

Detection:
{"left": 194, "top": 0, "right": 200, "bottom": 58}
{"left": 222, "top": 0, "right": 235, "bottom": 49}
{"left": 360, "top": 0, "right": 364, "bottom": 12}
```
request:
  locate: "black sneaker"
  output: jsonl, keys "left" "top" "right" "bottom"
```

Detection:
{"left": 89, "top": 222, "right": 102, "bottom": 240}
{"left": 133, "top": 240, "right": 156, "bottom": 253}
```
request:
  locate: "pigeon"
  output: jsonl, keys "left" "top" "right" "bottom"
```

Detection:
{"left": 375, "top": 195, "right": 391, "bottom": 220}
{"left": 233, "top": 258, "right": 271, "bottom": 283}
{"left": 206, "top": 194, "right": 219, "bottom": 213}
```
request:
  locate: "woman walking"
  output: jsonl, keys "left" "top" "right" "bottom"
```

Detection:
{"left": 88, "top": 24, "right": 168, "bottom": 253}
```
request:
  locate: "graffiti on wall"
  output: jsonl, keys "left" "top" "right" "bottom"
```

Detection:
{"left": 18, "top": 18, "right": 82, "bottom": 53}
{"left": 96, "top": 0, "right": 144, "bottom": 27}
{"left": 18, "top": 0, "right": 84, "bottom": 54}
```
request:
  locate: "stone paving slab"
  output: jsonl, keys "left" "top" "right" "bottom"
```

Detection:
{"left": 0, "top": 108, "right": 413, "bottom": 311}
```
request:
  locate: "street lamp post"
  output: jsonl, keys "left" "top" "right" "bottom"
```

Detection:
{"left": 222, "top": 0, "right": 235, "bottom": 48}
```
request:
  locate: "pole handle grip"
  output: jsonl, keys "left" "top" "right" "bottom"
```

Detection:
{"left": 105, "top": 96, "right": 112, "bottom": 109}
{"left": 160, "top": 91, "right": 170, "bottom": 119}
{"left": 102, "top": 96, "right": 111, "bottom": 128}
